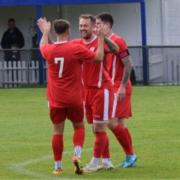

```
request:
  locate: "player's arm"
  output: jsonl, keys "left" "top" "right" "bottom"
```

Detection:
{"left": 121, "top": 55, "right": 132, "bottom": 86}
{"left": 37, "top": 17, "right": 51, "bottom": 47}
{"left": 104, "top": 37, "right": 119, "bottom": 54}
{"left": 94, "top": 24, "right": 106, "bottom": 61}
{"left": 117, "top": 54, "right": 132, "bottom": 100}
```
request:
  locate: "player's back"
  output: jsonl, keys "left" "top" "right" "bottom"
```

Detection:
{"left": 41, "top": 41, "right": 88, "bottom": 108}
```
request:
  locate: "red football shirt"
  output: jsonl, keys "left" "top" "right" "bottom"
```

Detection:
{"left": 73, "top": 37, "right": 112, "bottom": 89}
{"left": 40, "top": 41, "right": 96, "bottom": 108}
{"left": 105, "top": 34, "right": 132, "bottom": 92}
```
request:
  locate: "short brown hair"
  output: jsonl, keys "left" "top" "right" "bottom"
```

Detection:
{"left": 53, "top": 19, "right": 70, "bottom": 34}
{"left": 79, "top": 14, "right": 95, "bottom": 24}
{"left": 96, "top": 13, "right": 114, "bottom": 27}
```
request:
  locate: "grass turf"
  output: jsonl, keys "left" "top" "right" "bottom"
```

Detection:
{"left": 0, "top": 86, "right": 180, "bottom": 179}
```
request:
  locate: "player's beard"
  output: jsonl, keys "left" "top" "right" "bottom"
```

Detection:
{"left": 81, "top": 31, "right": 92, "bottom": 40}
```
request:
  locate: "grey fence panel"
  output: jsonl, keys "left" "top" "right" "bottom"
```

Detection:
{"left": 129, "top": 47, "right": 143, "bottom": 82}
{"left": 148, "top": 47, "right": 180, "bottom": 85}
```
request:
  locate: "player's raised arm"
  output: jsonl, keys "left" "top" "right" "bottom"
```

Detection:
{"left": 102, "top": 22, "right": 119, "bottom": 54}
{"left": 37, "top": 17, "right": 51, "bottom": 47}
{"left": 94, "top": 24, "right": 105, "bottom": 61}
{"left": 95, "top": 16, "right": 119, "bottom": 54}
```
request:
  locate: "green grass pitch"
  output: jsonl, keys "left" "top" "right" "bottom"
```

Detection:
{"left": 0, "top": 86, "right": 180, "bottom": 179}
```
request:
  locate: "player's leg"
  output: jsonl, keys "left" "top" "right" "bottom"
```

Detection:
{"left": 107, "top": 94, "right": 137, "bottom": 168}
{"left": 108, "top": 117, "right": 133, "bottom": 155}
{"left": 119, "top": 119, "right": 132, "bottom": 147}
{"left": 68, "top": 105, "right": 85, "bottom": 174}
{"left": 116, "top": 93, "right": 137, "bottom": 168}
{"left": 83, "top": 122, "right": 108, "bottom": 172}
{"left": 118, "top": 118, "right": 137, "bottom": 168}
{"left": 69, "top": 105, "right": 85, "bottom": 158}
{"left": 84, "top": 102, "right": 105, "bottom": 172}
{"left": 99, "top": 89, "right": 114, "bottom": 169}
{"left": 83, "top": 88, "right": 113, "bottom": 172}
{"left": 72, "top": 122, "right": 85, "bottom": 159}
{"left": 50, "top": 107, "right": 66, "bottom": 175}
{"left": 101, "top": 136, "right": 114, "bottom": 169}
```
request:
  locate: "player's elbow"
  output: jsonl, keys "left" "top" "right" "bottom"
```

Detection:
{"left": 112, "top": 46, "right": 119, "bottom": 54}
{"left": 111, "top": 42, "right": 119, "bottom": 54}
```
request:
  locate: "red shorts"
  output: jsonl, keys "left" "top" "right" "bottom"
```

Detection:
{"left": 112, "top": 92, "right": 132, "bottom": 119}
{"left": 49, "top": 105, "right": 84, "bottom": 124}
{"left": 84, "top": 87, "right": 114, "bottom": 124}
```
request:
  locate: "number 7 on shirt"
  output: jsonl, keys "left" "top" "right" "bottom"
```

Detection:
{"left": 54, "top": 57, "right": 64, "bottom": 78}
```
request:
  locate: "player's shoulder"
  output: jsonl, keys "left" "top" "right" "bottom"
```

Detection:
{"left": 40, "top": 44, "right": 54, "bottom": 52}
{"left": 111, "top": 33, "right": 128, "bottom": 49}
{"left": 71, "top": 38, "right": 82, "bottom": 44}
{"left": 67, "top": 41, "right": 87, "bottom": 53}
{"left": 111, "top": 33, "right": 125, "bottom": 42}
{"left": 41, "top": 43, "right": 53, "bottom": 48}
{"left": 40, "top": 44, "right": 55, "bottom": 59}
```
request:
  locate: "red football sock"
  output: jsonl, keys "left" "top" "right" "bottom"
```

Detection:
{"left": 52, "top": 134, "right": 63, "bottom": 161}
{"left": 73, "top": 127, "right": 85, "bottom": 147}
{"left": 102, "top": 136, "right": 110, "bottom": 158}
{"left": 93, "top": 132, "right": 108, "bottom": 158}
{"left": 125, "top": 127, "right": 133, "bottom": 147}
{"left": 112, "top": 125, "right": 133, "bottom": 155}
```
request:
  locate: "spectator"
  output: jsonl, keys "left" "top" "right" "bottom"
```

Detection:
{"left": 1, "top": 18, "right": 25, "bottom": 61}
{"left": 31, "top": 24, "right": 39, "bottom": 61}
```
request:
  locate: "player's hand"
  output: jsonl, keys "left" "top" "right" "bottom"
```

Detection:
{"left": 37, "top": 17, "right": 51, "bottom": 34}
{"left": 116, "top": 85, "right": 126, "bottom": 101}
{"left": 96, "top": 24, "right": 106, "bottom": 38}
{"left": 102, "top": 24, "right": 109, "bottom": 37}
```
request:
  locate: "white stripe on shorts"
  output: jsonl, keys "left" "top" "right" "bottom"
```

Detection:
{"left": 93, "top": 119, "right": 109, "bottom": 124}
{"left": 97, "top": 62, "right": 103, "bottom": 88}
{"left": 111, "top": 56, "right": 116, "bottom": 85}
{"left": 103, "top": 89, "right": 109, "bottom": 121}
{"left": 112, "top": 93, "right": 118, "bottom": 118}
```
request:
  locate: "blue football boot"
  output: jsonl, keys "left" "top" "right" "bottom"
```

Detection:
{"left": 121, "top": 154, "right": 137, "bottom": 168}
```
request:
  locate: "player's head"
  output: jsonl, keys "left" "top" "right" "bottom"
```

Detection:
{"left": 96, "top": 13, "right": 113, "bottom": 36}
{"left": 53, "top": 19, "right": 70, "bottom": 36}
{"left": 8, "top": 18, "right": 16, "bottom": 29}
{"left": 79, "top": 14, "right": 96, "bottom": 40}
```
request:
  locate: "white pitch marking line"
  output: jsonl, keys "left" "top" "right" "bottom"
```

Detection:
{"left": 8, "top": 148, "right": 92, "bottom": 179}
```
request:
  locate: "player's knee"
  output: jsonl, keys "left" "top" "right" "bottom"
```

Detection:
{"left": 93, "top": 122, "right": 106, "bottom": 133}
{"left": 118, "top": 118, "right": 126, "bottom": 126}
{"left": 108, "top": 118, "right": 119, "bottom": 130}
{"left": 53, "top": 121, "right": 65, "bottom": 134}
{"left": 73, "top": 121, "right": 84, "bottom": 129}
{"left": 53, "top": 126, "right": 63, "bottom": 134}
